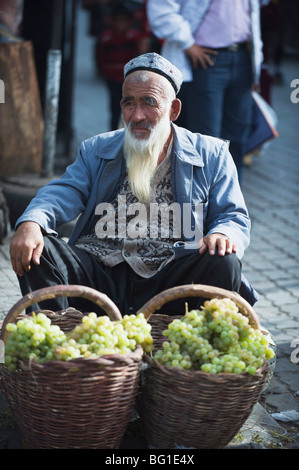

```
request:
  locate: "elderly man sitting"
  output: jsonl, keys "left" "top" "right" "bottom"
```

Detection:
{"left": 9, "top": 53, "right": 256, "bottom": 315}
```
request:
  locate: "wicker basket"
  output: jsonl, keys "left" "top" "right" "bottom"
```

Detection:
{"left": 0, "top": 285, "right": 143, "bottom": 449}
{"left": 136, "top": 284, "right": 269, "bottom": 449}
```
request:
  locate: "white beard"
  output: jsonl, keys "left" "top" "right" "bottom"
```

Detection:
{"left": 123, "top": 112, "right": 171, "bottom": 203}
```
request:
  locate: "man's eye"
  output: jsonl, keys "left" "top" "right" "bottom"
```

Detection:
{"left": 145, "top": 98, "right": 156, "bottom": 106}
{"left": 121, "top": 98, "right": 134, "bottom": 107}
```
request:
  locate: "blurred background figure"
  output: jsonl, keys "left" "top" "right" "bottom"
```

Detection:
{"left": 260, "top": 0, "right": 284, "bottom": 106}
{"left": 259, "top": 0, "right": 299, "bottom": 101}
{"left": 82, "top": 0, "right": 155, "bottom": 131}
{"left": 282, "top": 0, "right": 299, "bottom": 56}
{"left": 95, "top": 2, "right": 149, "bottom": 130}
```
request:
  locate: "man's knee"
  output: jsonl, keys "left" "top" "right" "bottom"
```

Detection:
{"left": 214, "top": 251, "right": 240, "bottom": 269}
{"left": 201, "top": 251, "right": 241, "bottom": 291}
{"left": 206, "top": 251, "right": 241, "bottom": 273}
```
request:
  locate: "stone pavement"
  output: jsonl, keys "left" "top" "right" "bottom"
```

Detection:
{"left": 239, "top": 54, "right": 299, "bottom": 447}
{"left": 0, "top": 6, "right": 299, "bottom": 449}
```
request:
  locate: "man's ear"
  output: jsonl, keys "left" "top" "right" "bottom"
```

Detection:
{"left": 170, "top": 98, "right": 182, "bottom": 122}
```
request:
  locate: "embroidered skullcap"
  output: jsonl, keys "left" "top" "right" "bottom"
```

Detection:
{"left": 124, "top": 52, "right": 183, "bottom": 94}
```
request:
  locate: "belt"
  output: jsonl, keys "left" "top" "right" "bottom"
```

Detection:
{"left": 214, "top": 42, "right": 248, "bottom": 52}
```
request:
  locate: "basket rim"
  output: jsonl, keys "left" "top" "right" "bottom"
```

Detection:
{"left": 0, "top": 284, "right": 122, "bottom": 343}
{"left": 138, "top": 284, "right": 260, "bottom": 329}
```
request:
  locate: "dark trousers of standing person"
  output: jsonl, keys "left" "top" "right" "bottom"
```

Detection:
{"left": 18, "top": 235, "right": 242, "bottom": 316}
{"left": 186, "top": 45, "right": 253, "bottom": 183}
{"left": 176, "top": 81, "right": 192, "bottom": 129}
{"left": 107, "top": 79, "right": 123, "bottom": 131}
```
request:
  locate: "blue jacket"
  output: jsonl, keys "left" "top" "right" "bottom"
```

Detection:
{"left": 147, "top": 0, "right": 270, "bottom": 83}
{"left": 16, "top": 124, "right": 257, "bottom": 303}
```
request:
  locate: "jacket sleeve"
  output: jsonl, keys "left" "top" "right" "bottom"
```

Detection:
{"left": 204, "top": 141, "right": 250, "bottom": 259}
{"left": 146, "top": 0, "right": 195, "bottom": 50}
{"left": 15, "top": 141, "right": 93, "bottom": 235}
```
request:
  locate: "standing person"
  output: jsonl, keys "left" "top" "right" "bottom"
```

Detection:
{"left": 9, "top": 53, "right": 257, "bottom": 316}
{"left": 96, "top": 3, "right": 149, "bottom": 130}
{"left": 146, "top": 0, "right": 270, "bottom": 182}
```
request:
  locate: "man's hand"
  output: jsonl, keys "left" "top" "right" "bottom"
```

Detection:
{"left": 10, "top": 222, "right": 44, "bottom": 276}
{"left": 199, "top": 233, "right": 237, "bottom": 257}
{"left": 185, "top": 44, "right": 217, "bottom": 69}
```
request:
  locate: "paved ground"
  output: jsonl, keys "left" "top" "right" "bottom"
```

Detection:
{"left": 239, "top": 53, "right": 299, "bottom": 447}
{"left": 0, "top": 6, "right": 298, "bottom": 449}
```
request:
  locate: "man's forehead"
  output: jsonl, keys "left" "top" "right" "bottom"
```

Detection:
{"left": 123, "top": 71, "right": 170, "bottom": 96}
{"left": 124, "top": 70, "right": 165, "bottom": 85}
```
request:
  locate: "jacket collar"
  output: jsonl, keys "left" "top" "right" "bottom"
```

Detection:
{"left": 94, "top": 128, "right": 125, "bottom": 160}
{"left": 172, "top": 124, "right": 204, "bottom": 167}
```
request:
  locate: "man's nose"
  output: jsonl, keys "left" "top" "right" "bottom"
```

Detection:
{"left": 132, "top": 104, "right": 146, "bottom": 122}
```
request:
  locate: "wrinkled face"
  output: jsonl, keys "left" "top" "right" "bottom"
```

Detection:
{"left": 120, "top": 71, "right": 175, "bottom": 140}
{"left": 120, "top": 71, "right": 181, "bottom": 203}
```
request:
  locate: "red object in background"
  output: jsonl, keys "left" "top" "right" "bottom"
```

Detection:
{"left": 95, "top": 3, "right": 150, "bottom": 82}
{"left": 96, "top": 27, "right": 144, "bottom": 83}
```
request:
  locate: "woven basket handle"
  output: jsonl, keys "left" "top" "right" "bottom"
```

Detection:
{"left": 0, "top": 284, "right": 122, "bottom": 343}
{"left": 137, "top": 284, "right": 260, "bottom": 329}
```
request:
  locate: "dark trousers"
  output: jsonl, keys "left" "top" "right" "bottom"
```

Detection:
{"left": 106, "top": 79, "right": 122, "bottom": 131}
{"left": 184, "top": 47, "right": 253, "bottom": 182}
{"left": 18, "top": 236, "right": 242, "bottom": 316}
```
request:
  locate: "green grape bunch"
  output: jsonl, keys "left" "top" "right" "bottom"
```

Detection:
{"left": 4, "top": 312, "right": 153, "bottom": 371}
{"left": 66, "top": 312, "right": 153, "bottom": 358}
{"left": 4, "top": 312, "right": 67, "bottom": 371}
{"left": 153, "top": 298, "right": 275, "bottom": 375}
